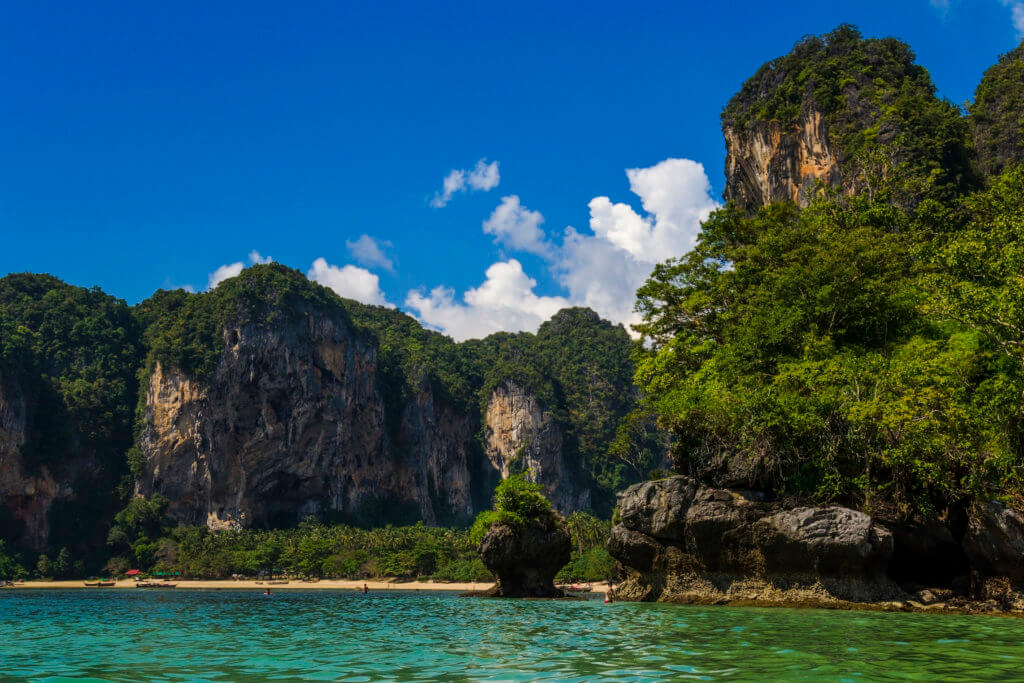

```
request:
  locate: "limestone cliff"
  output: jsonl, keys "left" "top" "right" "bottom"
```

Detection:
{"left": 483, "top": 382, "right": 590, "bottom": 514}
{"left": 723, "top": 107, "right": 840, "bottom": 210}
{"left": 0, "top": 372, "right": 55, "bottom": 549}
{"left": 0, "top": 371, "right": 95, "bottom": 551}
{"left": 721, "top": 25, "right": 972, "bottom": 212}
{"left": 138, "top": 310, "right": 476, "bottom": 528}
{"left": 2, "top": 267, "right": 643, "bottom": 546}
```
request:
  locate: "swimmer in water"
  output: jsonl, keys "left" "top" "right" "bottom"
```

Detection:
{"left": 264, "top": 588, "right": 271, "bottom": 596}
{"left": 362, "top": 583, "right": 368, "bottom": 594}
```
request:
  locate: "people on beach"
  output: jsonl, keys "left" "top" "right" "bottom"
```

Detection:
{"left": 362, "top": 583, "right": 368, "bottom": 594}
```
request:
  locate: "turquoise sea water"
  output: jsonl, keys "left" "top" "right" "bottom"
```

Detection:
{"left": 2, "top": 590, "right": 1023, "bottom": 681}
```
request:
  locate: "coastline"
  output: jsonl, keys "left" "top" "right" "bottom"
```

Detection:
{"left": 3, "top": 579, "right": 613, "bottom": 594}
{"left": 6, "top": 580, "right": 1022, "bottom": 614}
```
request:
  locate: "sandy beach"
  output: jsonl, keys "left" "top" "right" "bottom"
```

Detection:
{"left": 4, "top": 579, "right": 611, "bottom": 593}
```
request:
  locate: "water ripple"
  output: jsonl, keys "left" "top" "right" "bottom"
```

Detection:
{"left": 2, "top": 590, "right": 1024, "bottom": 680}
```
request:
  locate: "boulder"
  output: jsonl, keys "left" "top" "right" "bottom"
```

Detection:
{"left": 607, "top": 524, "right": 663, "bottom": 571}
{"left": 963, "top": 501, "right": 1024, "bottom": 585}
{"left": 617, "top": 476, "right": 697, "bottom": 541}
{"left": 683, "top": 487, "right": 769, "bottom": 570}
{"left": 479, "top": 520, "right": 571, "bottom": 597}
{"left": 755, "top": 506, "right": 892, "bottom": 576}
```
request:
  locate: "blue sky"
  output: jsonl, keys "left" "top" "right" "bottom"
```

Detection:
{"left": 1, "top": 1, "right": 1020, "bottom": 339}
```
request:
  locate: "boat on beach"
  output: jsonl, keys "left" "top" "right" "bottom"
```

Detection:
{"left": 561, "top": 583, "right": 593, "bottom": 593}
{"left": 84, "top": 578, "right": 116, "bottom": 587}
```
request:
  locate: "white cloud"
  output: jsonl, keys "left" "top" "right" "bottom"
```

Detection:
{"left": 467, "top": 158, "right": 501, "bottom": 191}
{"left": 430, "top": 159, "right": 501, "bottom": 207}
{"left": 346, "top": 234, "right": 394, "bottom": 272}
{"left": 208, "top": 262, "right": 244, "bottom": 290}
{"left": 405, "top": 259, "right": 569, "bottom": 341}
{"left": 248, "top": 250, "right": 273, "bottom": 265}
{"left": 307, "top": 257, "right": 393, "bottom": 307}
{"left": 555, "top": 226, "right": 652, "bottom": 330}
{"left": 553, "top": 159, "right": 718, "bottom": 329}
{"left": 1003, "top": 0, "right": 1024, "bottom": 35}
{"left": 207, "top": 250, "right": 274, "bottom": 290}
{"left": 588, "top": 159, "right": 718, "bottom": 263}
{"left": 407, "top": 157, "right": 720, "bottom": 339}
{"left": 482, "top": 195, "right": 550, "bottom": 256}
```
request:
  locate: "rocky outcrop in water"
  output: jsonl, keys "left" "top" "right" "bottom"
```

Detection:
{"left": 478, "top": 518, "right": 571, "bottom": 598}
{"left": 609, "top": 476, "right": 1024, "bottom": 610}
{"left": 609, "top": 476, "right": 901, "bottom": 605}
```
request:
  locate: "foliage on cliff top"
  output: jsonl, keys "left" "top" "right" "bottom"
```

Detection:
{"left": 0, "top": 274, "right": 142, "bottom": 459}
{"left": 633, "top": 174, "right": 1023, "bottom": 518}
{"left": 722, "top": 24, "right": 973, "bottom": 202}
{"left": 139, "top": 263, "right": 359, "bottom": 379}
{"left": 969, "top": 40, "right": 1024, "bottom": 178}
{"left": 469, "top": 474, "right": 560, "bottom": 546}
{"left": 341, "top": 298, "right": 485, "bottom": 420}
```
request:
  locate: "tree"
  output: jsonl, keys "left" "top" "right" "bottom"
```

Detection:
{"left": 470, "top": 474, "right": 557, "bottom": 545}
{"left": 36, "top": 554, "right": 52, "bottom": 579}
{"left": 0, "top": 541, "right": 27, "bottom": 580}
{"left": 632, "top": 193, "right": 1018, "bottom": 517}
{"left": 928, "top": 167, "right": 1024, "bottom": 376}
{"left": 970, "top": 41, "right": 1024, "bottom": 177}
{"left": 54, "top": 547, "right": 72, "bottom": 578}
{"left": 104, "top": 556, "right": 130, "bottom": 576}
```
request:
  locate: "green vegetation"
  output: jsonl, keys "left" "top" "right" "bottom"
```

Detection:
{"left": 0, "top": 273, "right": 143, "bottom": 554}
{"left": 1, "top": 263, "right": 633, "bottom": 571}
{"left": 722, "top": 24, "right": 974, "bottom": 204}
{"left": 557, "top": 511, "right": 615, "bottom": 582}
{"left": 634, "top": 165, "right": 1024, "bottom": 518}
{"left": 139, "top": 264, "right": 358, "bottom": 380}
{"left": 93, "top": 508, "right": 609, "bottom": 582}
{"left": 469, "top": 474, "right": 558, "bottom": 545}
{"left": 0, "top": 540, "right": 28, "bottom": 580}
{"left": 970, "top": 41, "right": 1024, "bottom": 177}
{"left": 628, "top": 26, "right": 1024, "bottom": 520}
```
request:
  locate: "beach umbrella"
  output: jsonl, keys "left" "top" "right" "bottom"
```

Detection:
{"left": 124, "top": 569, "right": 141, "bottom": 576}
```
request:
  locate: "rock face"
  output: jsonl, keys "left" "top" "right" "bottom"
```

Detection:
{"left": 0, "top": 371, "right": 92, "bottom": 551}
{"left": 479, "top": 519, "right": 571, "bottom": 597}
{"left": 137, "top": 306, "right": 598, "bottom": 531}
{"left": 138, "top": 310, "right": 476, "bottom": 528}
{"left": 484, "top": 382, "right": 590, "bottom": 514}
{"left": 723, "top": 108, "right": 840, "bottom": 211}
{"left": 963, "top": 502, "right": 1024, "bottom": 586}
{"left": 0, "top": 372, "right": 53, "bottom": 549}
{"left": 608, "top": 476, "right": 900, "bottom": 604}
